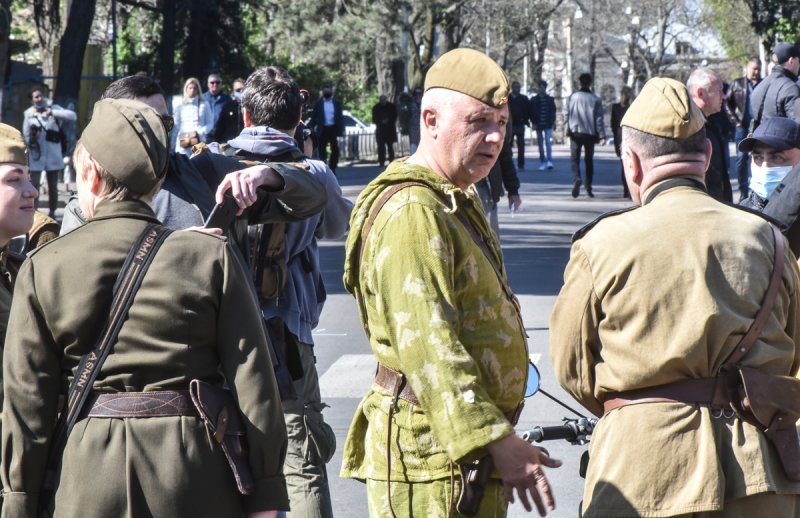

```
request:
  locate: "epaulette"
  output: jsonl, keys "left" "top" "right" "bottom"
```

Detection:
{"left": 572, "top": 206, "right": 638, "bottom": 243}
{"left": 723, "top": 202, "right": 787, "bottom": 230}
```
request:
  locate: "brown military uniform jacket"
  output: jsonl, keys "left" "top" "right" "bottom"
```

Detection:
{"left": 551, "top": 177, "right": 800, "bottom": 516}
{"left": 1, "top": 200, "right": 288, "bottom": 517}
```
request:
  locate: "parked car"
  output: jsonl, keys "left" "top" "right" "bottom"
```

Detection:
{"left": 343, "top": 110, "right": 375, "bottom": 135}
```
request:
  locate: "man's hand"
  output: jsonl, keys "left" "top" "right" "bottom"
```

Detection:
{"left": 248, "top": 511, "right": 277, "bottom": 518}
{"left": 598, "top": 138, "right": 607, "bottom": 146}
{"left": 487, "top": 434, "right": 562, "bottom": 516}
{"left": 184, "top": 226, "right": 223, "bottom": 236}
{"left": 508, "top": 194, "right": 522, "bottom": 213}
{"left": 215, "top": 165, "right": 284, "bottom": 215}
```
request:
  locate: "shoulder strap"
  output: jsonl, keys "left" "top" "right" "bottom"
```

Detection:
{"left": 42, "top": 224, "right": 173, "bottom": 491}
{"left": 721, "top": 223, "right": 785, "bottom": 370}
{"left": 356, "top": 182, "right": 515, "bottom": 336}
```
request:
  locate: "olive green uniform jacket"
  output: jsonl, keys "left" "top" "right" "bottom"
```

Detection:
{"left": 550, "top": 177, "right": 800, "bottom": 517}
{"left": 1, "top": 200, "right": 289, "bottom": 518}
{"left": 340, "top": 161, "right": 528, "bottom": 482}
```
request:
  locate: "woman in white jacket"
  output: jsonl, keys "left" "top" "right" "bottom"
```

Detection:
{"left": 173, "top": 77, "right": 211, "bottom": 156}
{"left": 22, "top": 88, "right": 76, "bottom": 217}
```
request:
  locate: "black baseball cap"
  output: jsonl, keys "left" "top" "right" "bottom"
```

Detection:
{"left": 738, "top": 117, "right": 800, "bottom": 152}
{"left": 773, "top": 42, "right": 800, "bottom": 64}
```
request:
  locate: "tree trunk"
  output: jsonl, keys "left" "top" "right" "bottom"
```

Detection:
{"left": 159, "top": 0, "right": 176, "bottom": 96}
{"left": 53, "top": 0, "right": 97, "bottom": 108}
{"left": 184, "top": 0, "right": 216, "bottom": 81}
{"left": 0, "top": 0, "right": 10, "bottom": 120}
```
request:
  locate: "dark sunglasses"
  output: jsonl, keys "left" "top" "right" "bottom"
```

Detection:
{"left": 209, "top": 80, "right": 221, "bottom": 85}
{"left": 160, "top": 114, "right": 174, "bottom": 132}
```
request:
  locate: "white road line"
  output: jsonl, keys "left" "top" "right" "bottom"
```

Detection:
{"left": 319, "top": 354, "right": 376, "bottom": 398}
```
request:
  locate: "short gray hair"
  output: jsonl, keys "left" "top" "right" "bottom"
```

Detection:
{"left": 686, "top": 68, "right": 720, "bottom": 93}
{"left": 621, "top": 126, "right": 707, "bottom": 164}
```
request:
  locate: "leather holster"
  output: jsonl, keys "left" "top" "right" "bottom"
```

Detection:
{"left": 189, "top": 379, "right": 255, "bottom": 494}
{"left": 726, "top": 366, "right": 800, "bottom": 481}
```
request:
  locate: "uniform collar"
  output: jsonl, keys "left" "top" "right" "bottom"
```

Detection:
{"left": 88, "top": 199, "right": 162, "bottom": 225}
{"left": 642, "top": 176, "right": 706, "bottom": 206}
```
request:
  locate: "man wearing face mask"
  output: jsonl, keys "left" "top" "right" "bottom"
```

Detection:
{"left": 309, "top": 84, "right": 344, "bottom": 173}
{"left": 744, "top": 118, "right": 800, "bottom": 256}
{"left": 739, "top": 117, "right": 800, "bottom": 211}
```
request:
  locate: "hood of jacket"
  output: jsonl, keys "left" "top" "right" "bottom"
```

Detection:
{"left": 343, "top": 159, "right": 482, "bottom": 295}
{"left": 227, "top": 126, "right": 300, "bottom": 158}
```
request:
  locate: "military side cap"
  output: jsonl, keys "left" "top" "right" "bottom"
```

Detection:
{"left": 621, "top": 77, "right": 705, "bottom": 139}
{"left": 0, "top": 123, "right": 27, "bottom": 165}
{"left": 80, "top": 98, "right": 169, "bottom": 195}
{"left": 424, "top": 48, "right": 510, "bottom": 107}
{"left": 739, "top": 117, "right": 800, "bottom": 152}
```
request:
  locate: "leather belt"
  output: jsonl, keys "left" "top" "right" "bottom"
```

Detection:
{"left": 375, "top": 363, "right": 419, "bottom": 404}
{"left": 80, "top": 390, "right": 197, "bottom": 418}
{"left": 602, "top": 377, "right": 731, "bottom": 415}
{"left": 374, "top": 363, "right": 524, "bottom": 424}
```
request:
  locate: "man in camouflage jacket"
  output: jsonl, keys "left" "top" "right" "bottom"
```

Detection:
{"left": 341, "top": 49, "right": 560, "bottom": 517}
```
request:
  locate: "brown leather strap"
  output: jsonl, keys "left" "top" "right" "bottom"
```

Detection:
{"left": 602, "top": 377, "right": 729, "bottom": 414}
{"left": 721, "top": 223, "right": 785, "bottom": 370}
{"left": 375, "top": 363, "right": 419, "bottom": 405}
{"left": 81, "top": 390, "right": 196, "bottom": 418}
{"left": 603, "top": 224, "right": 785, "bottom": 415}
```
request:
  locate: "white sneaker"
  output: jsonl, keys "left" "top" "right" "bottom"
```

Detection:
{"left": 546, "top": 161, "right": 554, "bottom": 169}
{"left": 538, "top": 163, "right": 547, "bottom": 171}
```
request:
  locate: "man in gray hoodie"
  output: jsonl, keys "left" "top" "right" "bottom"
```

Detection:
{"left": 221, "top": 66, "right": 353, "bottom": 518}
{"left": 566, "top": 73, "right": 606, "bottom": 198}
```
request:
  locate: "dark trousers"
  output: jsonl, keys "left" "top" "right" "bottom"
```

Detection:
{"left": 318, "top": 126, "right": 340, "bottom": 172}
{"left": 570, "top": 134, "right": 596, "bottom": 187}
{"left": 734, "top": 126, "right": 750, "bottom": 198}
{"left": 376, "top": 136, "right": 395, "bottom": 167}
{"left": 31, "top": 169, "right": 61, "bottom": 218}
{"left": 512, "top": 127, "right": 526, "bottom": 168}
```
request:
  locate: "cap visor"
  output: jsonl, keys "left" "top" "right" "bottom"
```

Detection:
{"left": 738, "top": 135, "right": 792, "bottom": 153}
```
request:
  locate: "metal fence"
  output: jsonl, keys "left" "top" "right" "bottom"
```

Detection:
{"left": 335, "top": 132, "right": 411, "bottom": 163}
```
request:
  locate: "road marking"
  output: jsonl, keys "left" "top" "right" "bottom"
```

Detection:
{"left": 313, "top": 328, "right": 349, "bottom": 337}
{"left": 320, "top": 353, "right": 543, "bottom": 399}
{"left": 319, "top": 354, "right": 376, "bottom": 398}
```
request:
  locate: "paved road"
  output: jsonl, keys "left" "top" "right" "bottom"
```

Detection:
{"left": 313, "top": 144, "right": 631, "bottom": 518}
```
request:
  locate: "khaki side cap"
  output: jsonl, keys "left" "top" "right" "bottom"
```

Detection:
{"left": 424, "top": 48, "right": 510, "bottom": 108}
{"left": 0, "top": 123, "right": 27, "bottom": 165}
{"left": 621, "top": 77, "right": 705, "bottom": 139}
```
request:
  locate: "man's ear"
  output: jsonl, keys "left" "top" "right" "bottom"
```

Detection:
{"left": 703, "top": 138, "right": 713, "bottom": 173}
{"left": 624, "top": 146, "right": 643, "bottom": 185}
{"left": 84, "top": 160, "right": 103, "bottom": 195}
{"left": 420, "top": 107, "right": 437, "bottom": 137}
{"left": 242, "top": 107, "right": 252, "bottom": 128}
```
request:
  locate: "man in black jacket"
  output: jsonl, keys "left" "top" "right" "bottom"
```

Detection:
{"left": 688, "top": 67, "right": 732, "bottom": 202}
{"left": 508, "top": 81, "right": 530, "bottom": 170}
{"left": 750, "top": 42, "right": 800, "bottom": 127}
{"left": 726, "top": 58, "right": 761, "bottom": 199}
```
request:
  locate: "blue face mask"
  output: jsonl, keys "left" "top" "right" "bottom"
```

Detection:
{"left": 233, "top": 91, "right": 243, "bottom": 101}
{"left": 750, "top": 163, "right": 793, "bottom": 199}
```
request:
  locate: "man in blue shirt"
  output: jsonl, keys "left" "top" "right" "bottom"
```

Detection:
{"left": 203, "top": 73, "right": 232, "bottom": 142}
{"left": 726, "top": 58, "right": 761, "bottom": 200}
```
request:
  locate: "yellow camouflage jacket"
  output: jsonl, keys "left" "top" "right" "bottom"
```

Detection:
{"left": 340, "top": 160, "right": 528, "bottom": 482}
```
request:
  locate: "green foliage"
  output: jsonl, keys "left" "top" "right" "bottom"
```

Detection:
{"left": 704, "top": 0, "right": 759, "bottom": 64}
